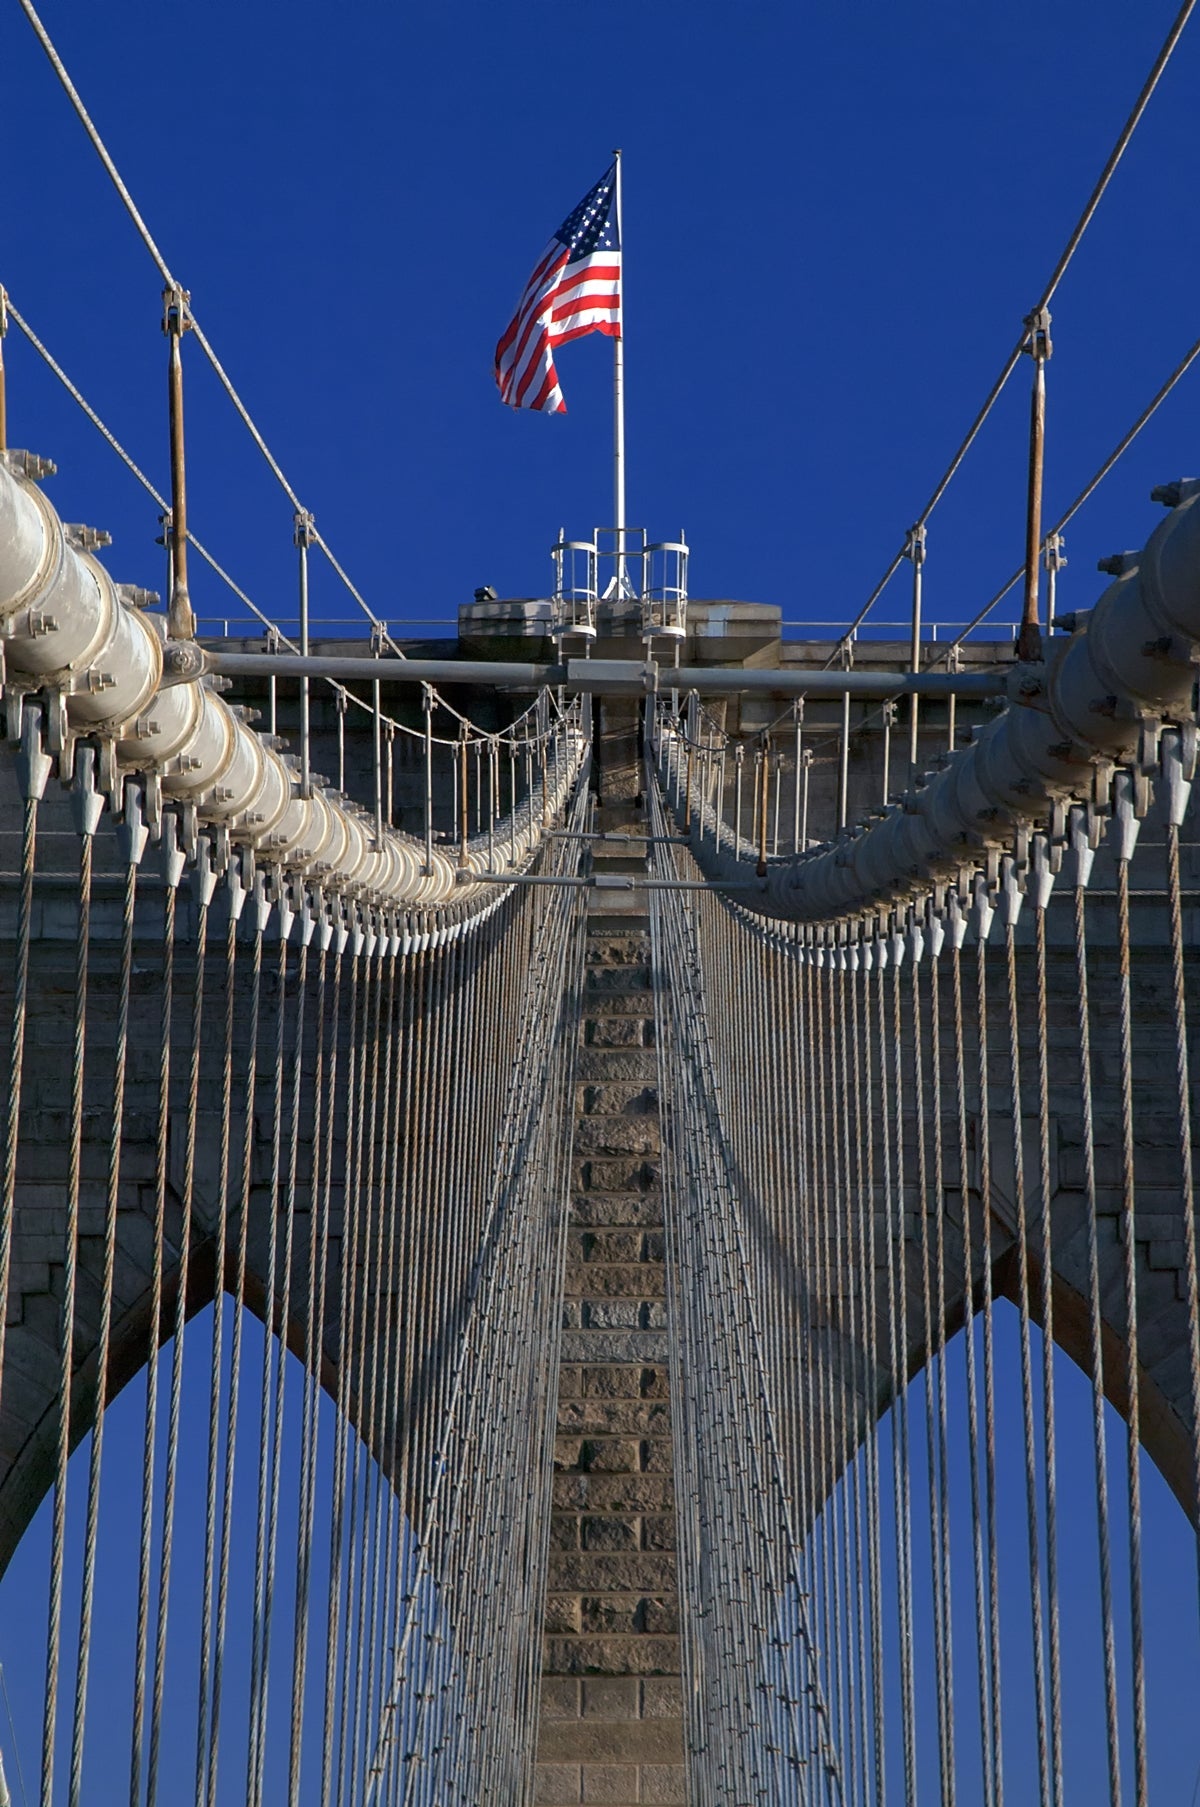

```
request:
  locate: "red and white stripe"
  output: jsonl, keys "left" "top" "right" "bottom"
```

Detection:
{"left": 495, "top": 240, "right": 621, "bottom": 413}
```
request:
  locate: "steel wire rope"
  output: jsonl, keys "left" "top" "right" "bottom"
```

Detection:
{"left": 402, "top": 871, "right": 581, "bottom": 1799}
{"left": 910, "top": 940, "right": 956, "bottom": 1803}
{"left": 871, "top": 944, "right": 907, "bottom": 1796}
{"left": 338, "top": 953, "right": 382, "bottom": 1807}
{"left": 128, "top": 872, "right": 176, "bottom": 1807}
{"left": 353, "top": 956, "right": 402, "bottom": 1802}
{"left": 950, "top": 935, "right": 999, "bottom": 1807}
{"left": 653, "top": 914, "right": 705, "bottom": 1797}
{"left": 423, "top": 930, "right": 470, "bottom": 1800}
{"left": 825, "top": 954, "right": 859, "bottom": 1793}
{"left": 886, "top": 952, "right": 919, "bottom": 1802}
{"left": 648, "top": 778, "right": 845, "bottom": 1796}
{"left": 662, "top": 881, "right": 712, "bottom": 1797}
{"left": 15, "top": 0, "right": 412, "bottom": 657}
{"left": 811, "top": 951, "right": 841, "bottom": 1767}
{"left": 334, "top": 952, "right": 376, "bottom": 1807}
{"left": 366, "top": 827, "right": 591, "bottom": 1796}
{"left": 1003, "top": 911, "right": 1053, "bottom": 1807}
{"left": 681, "top": 895, "right": 747, "bottom": 1790}
{"left": 655, "top": 876, "right": 759, "bottom": 1794}
{"left": 375, "top": 954, "right": 412, "bottom": 1797}
{"left": 6, "top": 298, "right": 568, "bottom": 768}
{"left": 244, "top": 931, "right": 288, "bottom": 1805}
{"left": 480, "top": 892, "right": 572, "bottom": 1793}
{"left": 770, "top": 924, "right": 811, "bottom": 1793}
{"left": 361, "top": 959, "right": 403, "bottom": 1795}
{"left": 826, "top": 0, "right": 1197, "bottom": 662}
{"left": 0, "top": 784, "right": 40, "bottom": 1490}
{"left": 205, "top": 900, "right": 263, "bottom": 1807}
{"left": 1114, "top": 847, "right": 1149, "bottom": 1807}
{"left": 753, "top": 926, "right": 802, "bottom": 1795}
{"left": 194, "top": 906, "right": 238, "bottom": 1807}
{"left": 927, "top": 936, "right": 959, "bottom": 1804}
{"left": 380, "top": 940, "right": 424, "bottom": 1793}
{"left": 381, "top": 938, "right": 424, "bottom": 1806}
{"left": 255, "top": 934, "right": 312, "bottom": 1807}
{"left": 973, "top": 935, "right": 1005, "bottom": 1807}
{"left": 1032, "top": 895, "right": 1065, "bottom": 1807}
{"left": 832, "top": 958, "right": 867, "bottom": 1806}
{"left": 854, "top": 946, "right": 887, "bottom": 1807}
{"left": 836, "top": 952, "right": 874, "bottom": 1807}
{"left": 327, "top": 948, "right": 368, "bottom": 1805}
{"left": 39, "top": 818, "right": 91, "bottom": 1807}
{"left": 927, "top": 325, "right": 1200, "bottom": 664}
{"left": 288, "top": 936, "right": 340, "bottom": 1806}
{"left": 68, "top": 842, "right": 137, "bottom": 1807}
{"left": 520, "top": 879, "right": 587, "bottom": 1784}
{"left": 1071, "top": 880, "right": 1123, "bottom": 1804}
{"left": 147, "top": 876, "right": 209, "bottom": 1807}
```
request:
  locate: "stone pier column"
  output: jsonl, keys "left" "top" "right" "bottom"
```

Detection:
{"left": 534, "top": 802, "right": 686, "bottom": 1805}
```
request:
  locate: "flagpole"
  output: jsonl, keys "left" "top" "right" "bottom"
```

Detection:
{"left": 612, "top": 147, "right": 626, "bottom": 592}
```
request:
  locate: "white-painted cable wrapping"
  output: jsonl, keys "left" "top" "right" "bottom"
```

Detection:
{"left": 0, "top": 455, "right": 583, "bottom": 938}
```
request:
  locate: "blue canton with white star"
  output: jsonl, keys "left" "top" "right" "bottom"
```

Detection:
{"left": 554, "top": 165, "right": 619, "bottom": 261}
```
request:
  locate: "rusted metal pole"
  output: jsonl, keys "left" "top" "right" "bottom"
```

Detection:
{"left": 838, "top": 692, "right": 851, "bottom": 831}
{"left": 0, "top": 287, "right": 8, "bottom": 453}
{"left": 1044, "top": 531, "right": 1066, "bottom": 635}
{"left": 792, "top": 702, "right": 803, "bottom": 853}
{"left": 905, "top": 523, "right": 926, "bottom": 771}
{"left": 163, "top": 287, "right": 196, "bottom": 640}
{"left": 295, "top": 510, "right": 315, "bottom": 798}
{"left": 757, "top": 738, "right": 770, "bottom": 877}
{"left": 422, "top": 685, "right": 434, "bottom": 875}
{"left": 1018, "top": 307, "right": 1052, "bottom": 662}
{"left": 459, "top": 723, "right": 470, "bottom": 868}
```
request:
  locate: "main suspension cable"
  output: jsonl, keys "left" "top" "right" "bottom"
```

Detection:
{"left": 14, "top": 0, "right": 406, "bottom": 654}
{"left": 829, "top": 0, "right": 1196, "bottom": 661}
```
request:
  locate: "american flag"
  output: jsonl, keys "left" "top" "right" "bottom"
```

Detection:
{"left": 495, "top": 164, "right": 621, "bottom": 414}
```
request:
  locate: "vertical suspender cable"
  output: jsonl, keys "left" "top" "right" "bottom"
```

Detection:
{"left": 951, "top": 936, "right": 997, "bottom": 1807}
{"left": 148, "top": 864, "right": 208, "bottom": 1807}
{"left": 1113, "top": 842, "right": 1148, "bottom": 1807}
{"left": 1071, "top": 882, "right": 1122, "bottom": 1804}
{"left": 1032, "top": 884, "right": 1064, "bottom": 1807}
{"left": 290, "top": 936, "right": 341, "bottom": 1806}
{"left": 207, "top": 890, "right": 263, "bottom": 1807}
{"left": 70, "top": 823, "right": 139, "bottom": 1807}
{"left": 130, "top": 864, "right": 177, "bottom": 1807}
{"left": 40, "top": 806, "right": 93, "bottom": 1807}
{"left": 1003, "top": 906, "right": 1052, "bottom": 1807}
{"left": 196, "top": 905, "right": 238, "bottom": 1807}
{"left": 928, "top": 931, "right": 958, "bottom": 1802}
{"left": 974, "top": 934, "right": 1005, "bottom": 1807}
{"left": 0, "top": 719, "right": 46, "bottom": 1488}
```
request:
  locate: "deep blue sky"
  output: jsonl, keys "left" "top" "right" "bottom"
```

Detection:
{"left": 4, "top": 2, "right": 1200, "bottom": 637}
{"left": 3, "top": 5, "right": 1200, "bottom": 1800}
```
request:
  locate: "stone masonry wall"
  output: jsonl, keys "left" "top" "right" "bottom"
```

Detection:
{"left": 535, "top": 805, "right": 686, "bottom": 1806}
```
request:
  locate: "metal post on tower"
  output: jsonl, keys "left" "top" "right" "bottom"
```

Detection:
{"left": 613, "top": 147, "right": 628, "bottom": 597}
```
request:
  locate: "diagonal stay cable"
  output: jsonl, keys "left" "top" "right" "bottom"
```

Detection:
{"left": 15, "top": 0, "right": 407, "bottom": 656}
{"left": 826, "top": 0, "right": 1196, "bottom": 665}
{"left": 6, "top": 298, "right": 562, "bottom": 759}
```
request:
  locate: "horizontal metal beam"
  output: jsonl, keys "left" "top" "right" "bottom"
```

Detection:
{"left": 203, "top": 648, "right": 1006, "bottom": 699}
{"left": 457, "top": 871, "right": 769, "bottom": 891}
{"left": 665, "top": 485, "right": 1200, "bottom": 925}
{"left": 206, "top": 651, "right": 557, "bottom": 689}
{"left": 571, "top": 660, "right": 1002, "bottom": 699}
